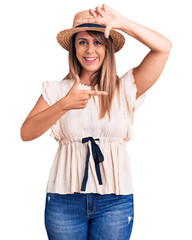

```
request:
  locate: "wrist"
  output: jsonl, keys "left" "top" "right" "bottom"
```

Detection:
{"left": 58, "top": 97, "right": 70, "bottom": 111}
{"left": 116, "top": 16, "right": 132, "bottom": 33}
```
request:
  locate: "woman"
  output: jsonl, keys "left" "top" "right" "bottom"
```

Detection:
{"left": 20, "top": 4, "right": 172, "bottom": 240}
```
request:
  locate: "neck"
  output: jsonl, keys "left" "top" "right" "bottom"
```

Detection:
{"left": 79, "top": 70, "right": 94, "bottom": 85}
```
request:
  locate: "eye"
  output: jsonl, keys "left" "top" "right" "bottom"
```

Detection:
{"left": 79, "top": 40, "right": 87, "bottom": 45}
{"left": 94, "top": 40, "right": 102, "bottom": 45}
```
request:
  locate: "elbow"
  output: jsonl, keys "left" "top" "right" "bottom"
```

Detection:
{"left": 165, "top": 40, "right": 172, "bottom": 53}
{"left": 168, "top": 40, "right": 172, "bottom": 51}
{"left": 159, "top": 39, "right": 172, "bottom": 54}
{"left": 20, "top": 135, "right": 28, "bottom": 142}
{"left": 20, "top": 123, "right": 40, "bottom": 141}
{"left": 153, "top": 40, "right": 172, "bottom": 54}
{"left": 20, "top": 124, "right": 31, "bottom": 141}
{"left": 20, "top": 125, "right": 27, "bottom": 141}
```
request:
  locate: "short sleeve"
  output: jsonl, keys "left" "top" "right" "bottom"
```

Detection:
{"left": 121, "top": 68, "right": 145, "bottom": 111}
{"left": 42, "top": 81, "right": 63, "bottom": 141}
{"left": 42, "top": 81, "right": 63, "bottom": 106}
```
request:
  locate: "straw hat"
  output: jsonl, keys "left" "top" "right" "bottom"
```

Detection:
{"left": 56, "top": 10, "right": 125, "bottom": 53}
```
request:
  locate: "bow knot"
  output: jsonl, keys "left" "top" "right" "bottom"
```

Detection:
{"left": 81, "top": 137, "right": 104, "bottom": 191}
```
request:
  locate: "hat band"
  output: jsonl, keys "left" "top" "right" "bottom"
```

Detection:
{"left": 75, "top": 23, "right": 106, "bottom": 28}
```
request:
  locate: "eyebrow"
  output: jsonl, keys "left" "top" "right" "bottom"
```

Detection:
{"left": 77, "top": 37, "right": 99, "bottom": 41}
{"left": 77, "top": 38, "right": 87, "bottom": 41}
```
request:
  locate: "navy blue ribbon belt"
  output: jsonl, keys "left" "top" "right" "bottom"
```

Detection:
{"left": 81, "top": 137, "right": 104, "bottom": 191}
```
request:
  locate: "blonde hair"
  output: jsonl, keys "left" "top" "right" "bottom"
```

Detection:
{"left": 63, "top": 30, "right": 121, "bottom": 120}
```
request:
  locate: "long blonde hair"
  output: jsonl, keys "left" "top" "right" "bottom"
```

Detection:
{"left": 63, "top": 30, "right": 121, "bottom": 120}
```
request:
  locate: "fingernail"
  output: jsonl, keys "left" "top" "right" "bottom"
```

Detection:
{"left": 104, "top": 92, "right": 108, "bottom": 94}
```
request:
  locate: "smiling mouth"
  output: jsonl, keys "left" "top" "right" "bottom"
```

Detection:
{"left": 83, "top": 57, "right": 97, "bottom": 63}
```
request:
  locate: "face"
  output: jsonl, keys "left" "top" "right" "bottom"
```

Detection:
{"left": 75, "top": 31, "right": 106, "bottom": 75}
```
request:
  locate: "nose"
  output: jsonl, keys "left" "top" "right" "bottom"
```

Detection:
{"left": 86, "top": 43, "right": 95, "bottom": 54}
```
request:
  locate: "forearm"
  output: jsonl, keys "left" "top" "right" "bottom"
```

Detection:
{"left": 21, "top": 98, "right": 69, "bottom": 141}
{"left": 118, "top": 16, "right": 172, "bottom": 53}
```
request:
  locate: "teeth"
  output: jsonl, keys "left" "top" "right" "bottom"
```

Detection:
{"left": 85, "top": 57, "right": 96, "bottom": 61}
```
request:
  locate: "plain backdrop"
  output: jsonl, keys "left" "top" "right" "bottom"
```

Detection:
{"left": 0, "top": 0, "right": 192, "bottom": 239}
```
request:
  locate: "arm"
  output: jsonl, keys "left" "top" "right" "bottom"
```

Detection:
{"left": 20, "top": 75, "right": 108, "bottom": 141}
{"left": 117, "top": 17, "right": 172, "bottom": 99}
{"left": 20, "top": 95, "right": 69, "bottom": 141}
{"left": 79, "top": 4, "right": 172, "bottom": 98}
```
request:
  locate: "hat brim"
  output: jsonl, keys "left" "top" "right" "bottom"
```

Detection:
{"left": 56, "top": 27, "right": 125, "bottom": 53}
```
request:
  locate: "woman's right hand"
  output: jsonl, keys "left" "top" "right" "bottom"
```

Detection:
{"left": 63, "top": 75, "right": 108, "bottom": 110}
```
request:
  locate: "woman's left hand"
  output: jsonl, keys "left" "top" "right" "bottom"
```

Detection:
{"left": 75, "top": 4, "right": 124, "bottom": 38}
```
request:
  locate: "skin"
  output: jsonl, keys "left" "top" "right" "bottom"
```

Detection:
{"left": 20, "top": 4, "right": 172, "bottom": 141}
{"left": 20, "top": 31, "right": 108, "bottom": 141}
{"left": 75, "top": 31, "right": 106, "bottom": 86}
{"left": 76, "top": 4, "right": 172, "bottom": 99}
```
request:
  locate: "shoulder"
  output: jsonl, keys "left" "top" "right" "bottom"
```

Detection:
{"left": 42, "top": 79, "right": 72, "bottom": 93}
{"left": 41, "top": 79, "right": 72, "bottom": 106}
{"left": 119, "top": 68, "right": 136, "bottom": 95}
{"left": 120, "top": 68, "right": 134, "bottom": 84}
{"left": 120, "top": 68, "right": 146, "bottom": 111}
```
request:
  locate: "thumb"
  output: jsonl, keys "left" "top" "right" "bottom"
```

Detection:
{"left": 73, "top": 75, "right": 80, "bottom": 87}
{"left": 104, "top": 26, "right": 111, "bottom": 38}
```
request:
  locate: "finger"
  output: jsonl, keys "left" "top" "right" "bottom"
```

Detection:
{"left": 74, "top": 75, "right": 80, "bottom": 86}
{"left": 102, "top": 3, "right": 108, "bottom": 11}
{"left": 87, "top": 90, "right": 108, "bottom": 96}
{"left": 104, "top": 26, "right": 111, "bottom": 38}
{"left": 89, "top": 9, "right": 97, "bottom": 17}
{"left": 97, "top": 91, "right": 108, "bottom": 96}
{"left": 95, "top": 6, "right": 104, "bottom": 17}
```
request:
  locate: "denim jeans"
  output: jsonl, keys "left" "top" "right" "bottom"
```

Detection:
{"left": 44, "top": 192, "right": 134, "bottom": 240}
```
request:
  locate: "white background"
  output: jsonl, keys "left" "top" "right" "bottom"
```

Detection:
{"left": 1, "top": 0, "right": 192, "bottom": 239}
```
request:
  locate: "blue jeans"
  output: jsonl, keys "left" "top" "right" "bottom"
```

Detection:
{"left": 44, "top": 192, "right": 134, "bottom": 240}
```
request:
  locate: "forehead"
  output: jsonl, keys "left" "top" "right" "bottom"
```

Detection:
{"left": 76, "top": 31, "right": 95, "bottom": 39}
